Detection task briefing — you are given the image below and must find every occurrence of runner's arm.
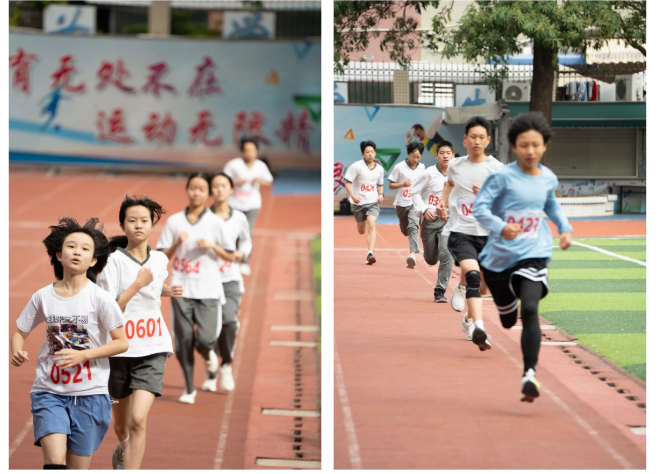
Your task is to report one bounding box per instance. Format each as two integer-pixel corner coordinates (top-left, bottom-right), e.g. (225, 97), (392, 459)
(544, 183), (573, 235)
(410, 173), (428, 213)
(116, 268), (153, 311)
(10, 330), (30, 366)
(472, 173), (508, 235)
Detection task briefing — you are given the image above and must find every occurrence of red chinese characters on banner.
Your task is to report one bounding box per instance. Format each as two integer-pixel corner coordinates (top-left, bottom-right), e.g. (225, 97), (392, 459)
(189, 110), (222, 146)
(188, 56), (222, 98)
(96, 109), (134, 143)
(96, 59), (136, 93)
(275, 110), (314, 153)
(334, 162), (346, 193)
(142, 113), (177, 146)
(51, 55), (85, 93)
(233, 111), (271, 147)
(9, 48), (38, 95)
(142, 62), (176, 98)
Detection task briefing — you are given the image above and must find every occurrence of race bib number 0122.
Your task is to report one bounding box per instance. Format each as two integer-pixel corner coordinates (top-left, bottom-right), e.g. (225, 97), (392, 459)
(504, 209), (542, 239)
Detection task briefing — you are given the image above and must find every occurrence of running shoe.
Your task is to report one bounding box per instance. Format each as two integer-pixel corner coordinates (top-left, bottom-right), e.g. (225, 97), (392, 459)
(406, 253), (416, 269)
(178, 389), (197, 405)
(461, 316), (475, 341)
(521, 369), (541, 403)
(112, 443), (125, 470)
(205, 349), (220, 375)
(366, 252), (376, 265)
(220, 364), (235, 391)
(434, 288), (447, 303)
(451, 282), (466, 312)
(471, 327), (492, 351)
(201, 373), (218, 392)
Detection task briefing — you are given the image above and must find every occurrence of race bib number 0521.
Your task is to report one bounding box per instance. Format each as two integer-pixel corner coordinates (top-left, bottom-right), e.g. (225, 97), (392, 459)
(504, 209), (542, 239)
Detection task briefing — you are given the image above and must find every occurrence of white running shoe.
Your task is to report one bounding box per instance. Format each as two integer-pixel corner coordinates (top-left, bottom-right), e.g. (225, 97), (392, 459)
(451, 282), (466, 312)
(205, 350), (219, 375)
(240, 263), (252, 276)
(406, 253), (416, 269)
(201, 376), (218, 392)
(178, 389), (197, 404)
(461, 316), (475, 341)
(521, 368), (541, 403)
(111, 443), (125, 470)
(220, 365), (235, 391)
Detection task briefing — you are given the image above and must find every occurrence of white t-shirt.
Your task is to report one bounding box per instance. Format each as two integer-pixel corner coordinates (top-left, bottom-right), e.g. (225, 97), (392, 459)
(343, 159), (385, 206)
(96, 248), (174, 358)
(388, 160), (426, 207)
(411, 164), (448, 214)
(446, 155), (504, 236)
(157, 209), (234, 301)
(211, 207), (252, 294)
(16, 281), (125, 396)
(224, 158), (274, 212)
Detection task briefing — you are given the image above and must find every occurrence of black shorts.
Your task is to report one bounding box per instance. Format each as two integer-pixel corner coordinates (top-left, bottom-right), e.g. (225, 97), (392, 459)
(482, 259), (549, 317)
(447, 232), (488, 263)
(108, 352), (168, 399)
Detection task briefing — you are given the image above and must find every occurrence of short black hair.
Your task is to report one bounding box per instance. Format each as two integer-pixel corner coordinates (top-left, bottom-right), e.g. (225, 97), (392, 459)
(508, 112), (552, 145)
(240, 137), (259, 151)
(109, 196), (166, 253)
(43, 217), (110, 282)
(210, 171), (234, 189)
(436, 140), (453, 152)
(464, 116), (491, 136)
(186, 172), (211, 191)
(406, 142), (424, 155)
(360, 140), (377, 153)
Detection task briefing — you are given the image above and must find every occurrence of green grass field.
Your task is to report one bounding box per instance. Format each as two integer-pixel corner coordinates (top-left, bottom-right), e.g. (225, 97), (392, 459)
(543, 238), (646, 381)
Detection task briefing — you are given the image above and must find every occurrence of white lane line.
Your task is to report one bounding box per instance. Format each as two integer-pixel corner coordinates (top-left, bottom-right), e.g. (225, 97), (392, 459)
(571, 241), (646, 267)
(9, 417), (33, 459)
(270, 340), (317, 348)
(542, 341), (577, 346)
(630, 426), (646, 435)
(256, 458), (321, 468)
(270, 325), (319, 332)
(335, 248), (407, 251)
(262, 408), (320, 417)
(334, 342), (363, 470)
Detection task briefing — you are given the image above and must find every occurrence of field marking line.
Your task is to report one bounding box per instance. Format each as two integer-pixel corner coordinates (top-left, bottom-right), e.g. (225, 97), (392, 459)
(571, 241), (646, 267)
(9, 417), (33, 459)
(334, 342), (363, 470)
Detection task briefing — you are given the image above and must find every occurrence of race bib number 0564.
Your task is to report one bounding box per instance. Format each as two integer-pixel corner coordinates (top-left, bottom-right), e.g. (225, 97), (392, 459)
(504, 209), (542, 239)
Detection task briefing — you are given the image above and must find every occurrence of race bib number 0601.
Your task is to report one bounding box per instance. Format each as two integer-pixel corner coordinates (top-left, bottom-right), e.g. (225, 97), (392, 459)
(125, 317), (167, 347)
(504, 210), (542, 239)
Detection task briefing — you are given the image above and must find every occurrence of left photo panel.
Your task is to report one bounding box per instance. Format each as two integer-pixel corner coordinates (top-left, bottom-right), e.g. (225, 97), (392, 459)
(8, 1), (321, 469)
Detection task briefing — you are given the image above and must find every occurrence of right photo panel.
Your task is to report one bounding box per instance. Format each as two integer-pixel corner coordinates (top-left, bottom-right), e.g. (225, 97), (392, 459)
(333, 1), (646, 469)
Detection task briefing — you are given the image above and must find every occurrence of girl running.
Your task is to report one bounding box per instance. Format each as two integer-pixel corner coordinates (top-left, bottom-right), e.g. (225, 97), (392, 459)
(202, 172), (253, 393)
(11, 217), (129, 470)
(157, 173), (235, 405)
(473, 112), (572, 402)
(223, 137), (273, 275)
(96, 196), (183, 470)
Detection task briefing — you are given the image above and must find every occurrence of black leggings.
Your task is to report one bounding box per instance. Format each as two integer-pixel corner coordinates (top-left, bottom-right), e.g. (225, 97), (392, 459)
(500, 276), (544, 374)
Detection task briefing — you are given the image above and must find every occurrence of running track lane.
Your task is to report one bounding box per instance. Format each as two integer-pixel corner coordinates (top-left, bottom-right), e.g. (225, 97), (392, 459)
(334, 218), (645, 469)
(8, 171), (320, 469)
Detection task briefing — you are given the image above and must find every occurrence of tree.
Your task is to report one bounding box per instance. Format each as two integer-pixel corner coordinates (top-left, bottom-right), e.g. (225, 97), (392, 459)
(430, 0), (646, 167)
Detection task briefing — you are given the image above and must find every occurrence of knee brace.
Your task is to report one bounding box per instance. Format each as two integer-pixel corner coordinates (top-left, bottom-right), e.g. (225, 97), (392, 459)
(465, 270), (481, 298)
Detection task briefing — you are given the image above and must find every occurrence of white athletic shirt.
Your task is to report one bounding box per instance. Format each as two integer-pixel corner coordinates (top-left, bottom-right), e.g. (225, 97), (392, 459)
(16, 281), (125, 396)
(96, 248), (174, 358)
(343, 159), (384, 206)
(388, 160), (426, 207)
(411, 164), (448, 214)
(224, 158), (274, 212)
(157, 209), (235, 302)
(211, 206), (253, 294)
(446, 155), (504, 236)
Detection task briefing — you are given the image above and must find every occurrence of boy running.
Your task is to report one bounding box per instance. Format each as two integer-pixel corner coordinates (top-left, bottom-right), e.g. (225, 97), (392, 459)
(410, 141), (454, 302)
(473, 112), (572, 402)
(388, 142), (426, 268)
(438, 116), (504, 351)
(344, 140), (384, 265)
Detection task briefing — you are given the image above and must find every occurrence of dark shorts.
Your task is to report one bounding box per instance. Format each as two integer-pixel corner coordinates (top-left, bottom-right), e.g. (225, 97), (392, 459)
(108, 352), (168, 399)
(447, 232), (488, 263)
(31, 391), (112, 457)
(353, 202), (380, 223)
(482, 259), (549, 316)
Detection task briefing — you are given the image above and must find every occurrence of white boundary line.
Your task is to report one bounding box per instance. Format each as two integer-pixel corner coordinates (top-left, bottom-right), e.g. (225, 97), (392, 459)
(8, 417), (33, 459)
(334, 342), (363, 470)
(571, 241), (646, 267)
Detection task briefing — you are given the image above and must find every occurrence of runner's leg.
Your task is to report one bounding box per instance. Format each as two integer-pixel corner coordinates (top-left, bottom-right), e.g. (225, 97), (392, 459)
(172, 298), (196, 394)
(123, 389), (156, 470)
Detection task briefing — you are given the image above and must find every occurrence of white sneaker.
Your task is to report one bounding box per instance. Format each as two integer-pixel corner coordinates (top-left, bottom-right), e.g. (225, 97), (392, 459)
(406, 253), (416, 269)
(178, 389), (197, 404)
(240, 263), (252, 276)
(220, 365), (235, 391)
(201, 376), (218, 392)
(111, 443), (125, 470)
(451, 282), (466, 312)
(521, 368), (540, 402)
(205, 350), (219, 374)
(461, 316), (475, 341)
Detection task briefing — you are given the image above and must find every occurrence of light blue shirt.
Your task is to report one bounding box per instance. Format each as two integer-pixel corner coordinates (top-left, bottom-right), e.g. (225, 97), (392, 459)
(472, 162), (572, 272)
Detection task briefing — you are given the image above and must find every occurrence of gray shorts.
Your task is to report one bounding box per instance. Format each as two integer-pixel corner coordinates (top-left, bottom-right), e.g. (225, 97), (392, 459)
(222, 281), (242, 323)
(108, 352), (168, 399)
(354, 202), (380, 223)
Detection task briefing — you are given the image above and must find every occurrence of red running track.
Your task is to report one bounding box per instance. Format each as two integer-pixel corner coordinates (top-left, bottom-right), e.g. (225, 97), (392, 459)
(8, 170), (320, 470)
(334, 217), (645, 469)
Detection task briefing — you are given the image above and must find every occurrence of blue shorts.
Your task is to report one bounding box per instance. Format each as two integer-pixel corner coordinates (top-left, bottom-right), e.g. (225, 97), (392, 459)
(31, 391), (112, 457)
